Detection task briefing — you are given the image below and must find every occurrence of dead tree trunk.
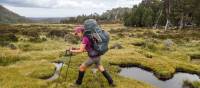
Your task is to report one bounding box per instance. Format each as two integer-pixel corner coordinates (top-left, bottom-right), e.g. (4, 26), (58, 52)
(179, 13), (184, 30)
(153, 10), (163, 29)
(178, 0), (184, 30)
(165, 19), (172, 30)
(164, 0), (172, 30)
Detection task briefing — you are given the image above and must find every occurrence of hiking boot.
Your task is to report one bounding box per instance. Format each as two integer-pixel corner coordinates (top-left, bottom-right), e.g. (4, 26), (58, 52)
(102, 70), (114, 85)
(75, 71), (85, 85)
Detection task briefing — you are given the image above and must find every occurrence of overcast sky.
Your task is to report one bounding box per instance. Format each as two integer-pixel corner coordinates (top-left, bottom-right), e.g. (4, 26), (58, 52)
(0, 0), (142, 18)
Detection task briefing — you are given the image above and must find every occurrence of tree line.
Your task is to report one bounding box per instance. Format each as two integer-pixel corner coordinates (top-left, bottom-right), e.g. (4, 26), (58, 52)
(124, 0), (200, 29)
(60, 0), (200, 29)
(60, 7), (131, 24)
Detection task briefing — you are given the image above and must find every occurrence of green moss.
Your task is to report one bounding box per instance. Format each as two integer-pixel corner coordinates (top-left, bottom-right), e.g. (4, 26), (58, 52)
(0, 67), (48, 88)
(184, 80), (200, 88)
(0, 48), (27, 66)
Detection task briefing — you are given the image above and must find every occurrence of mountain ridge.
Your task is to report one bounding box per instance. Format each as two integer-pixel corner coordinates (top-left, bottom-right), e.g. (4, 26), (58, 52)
(0, 5), (31, 23)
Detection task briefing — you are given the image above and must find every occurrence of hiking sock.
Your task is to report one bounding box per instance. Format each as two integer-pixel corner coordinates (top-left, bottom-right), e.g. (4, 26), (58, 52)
(102, 70), (113, 84)
(76, 70), (85, 85)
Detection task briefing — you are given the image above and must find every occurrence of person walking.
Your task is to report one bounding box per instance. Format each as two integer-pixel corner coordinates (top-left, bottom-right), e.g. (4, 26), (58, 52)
(69, 19), (115, 87)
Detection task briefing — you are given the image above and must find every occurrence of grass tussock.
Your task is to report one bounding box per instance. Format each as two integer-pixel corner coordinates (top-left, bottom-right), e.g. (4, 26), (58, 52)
(0, 24), (200, 88)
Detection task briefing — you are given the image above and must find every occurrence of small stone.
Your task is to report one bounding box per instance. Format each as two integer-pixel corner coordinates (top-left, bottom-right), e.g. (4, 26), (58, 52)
(110, 43), (123, 49)
(163, 39), (174, 50)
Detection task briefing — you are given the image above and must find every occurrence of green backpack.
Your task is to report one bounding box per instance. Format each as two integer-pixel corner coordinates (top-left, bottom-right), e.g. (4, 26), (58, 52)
(84, 19), (110, 55)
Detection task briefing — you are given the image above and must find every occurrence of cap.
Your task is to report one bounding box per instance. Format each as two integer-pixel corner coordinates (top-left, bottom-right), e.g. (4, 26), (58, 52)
(74, 26), (85, 35)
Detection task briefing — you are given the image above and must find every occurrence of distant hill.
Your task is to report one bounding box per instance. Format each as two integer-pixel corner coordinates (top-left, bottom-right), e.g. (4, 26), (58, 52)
(0, 5), (31, 24)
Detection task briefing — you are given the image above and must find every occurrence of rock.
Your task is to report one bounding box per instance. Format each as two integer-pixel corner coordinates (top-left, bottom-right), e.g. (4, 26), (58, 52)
(163, 39), (174, 50)
(110, 43), (123, 49)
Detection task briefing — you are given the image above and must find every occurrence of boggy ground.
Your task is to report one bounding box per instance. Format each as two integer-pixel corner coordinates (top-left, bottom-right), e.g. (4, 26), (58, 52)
(0, 24), (199, 88)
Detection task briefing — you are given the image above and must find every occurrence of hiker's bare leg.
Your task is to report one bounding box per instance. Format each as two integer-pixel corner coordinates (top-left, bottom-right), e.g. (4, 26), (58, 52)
(97, 65), (105, 72)
(79, 64), (87, 72)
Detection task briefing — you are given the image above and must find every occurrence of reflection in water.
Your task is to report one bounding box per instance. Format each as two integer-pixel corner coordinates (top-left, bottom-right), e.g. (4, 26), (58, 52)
(119, 67), (200, 88)
(47, 63), (63, 81)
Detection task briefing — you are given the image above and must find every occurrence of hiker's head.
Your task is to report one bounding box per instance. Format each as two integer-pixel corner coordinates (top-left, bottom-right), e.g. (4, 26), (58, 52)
(74, 26), (85, 38)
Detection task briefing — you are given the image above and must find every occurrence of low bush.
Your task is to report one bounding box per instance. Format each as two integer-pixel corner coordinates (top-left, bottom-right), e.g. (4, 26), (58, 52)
(29, 37), (47, 43)
(48, 29), (69, 38)
(0, 51), (25, 66)
(0, 33), (18, 42)
(64, 34), (79, 44)
(0, 24), (19, 34)
(18, 43), (31, 51)
(0, 33), (18, 47)
(21, 29), (39, 37)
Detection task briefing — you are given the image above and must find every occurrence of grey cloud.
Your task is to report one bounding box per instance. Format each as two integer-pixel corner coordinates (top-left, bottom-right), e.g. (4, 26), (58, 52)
(0, 0), (141, 8)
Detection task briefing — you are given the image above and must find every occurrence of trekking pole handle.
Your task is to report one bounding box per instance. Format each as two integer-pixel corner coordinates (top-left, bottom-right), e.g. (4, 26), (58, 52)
(65, 49), (72, 56)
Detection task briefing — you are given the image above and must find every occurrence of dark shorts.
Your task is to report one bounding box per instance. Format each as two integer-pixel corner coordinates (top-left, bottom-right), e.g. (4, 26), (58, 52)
(82, 56), (101, 67)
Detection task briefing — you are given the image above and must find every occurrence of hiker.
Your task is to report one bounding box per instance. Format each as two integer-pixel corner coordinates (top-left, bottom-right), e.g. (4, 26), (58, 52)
(69, 19), (115, 87)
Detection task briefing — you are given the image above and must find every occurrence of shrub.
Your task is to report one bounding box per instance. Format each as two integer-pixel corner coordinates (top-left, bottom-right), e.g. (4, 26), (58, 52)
(142, 39), (158, 52)
(0, 24), (19, 34)
(21, 29), (39, 37)
(0, 33), (18, 47)
(64, 34), (79, 44)
(7, 43), (17, 50)
(18, 43), (31, 51)
(48, 29), (69, 38)
(29, 37), (47, 43)
(143, 30), (158, 38)
(109, 28), (129, 34)
(0, 33), (18, 42)
(0, 41), (10, 46)
(0, 51), (24, 66)
(189, 53), (200, 59)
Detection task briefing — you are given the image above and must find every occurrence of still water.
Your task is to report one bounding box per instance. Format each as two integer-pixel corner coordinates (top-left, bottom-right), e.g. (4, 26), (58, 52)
(47, 63), (63, 81)
(119, 67), (200, 88)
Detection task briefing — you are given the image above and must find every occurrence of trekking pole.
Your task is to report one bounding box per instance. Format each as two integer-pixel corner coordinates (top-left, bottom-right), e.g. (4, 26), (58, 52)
(65, 50), (72, 81)
(54, 50), (71, 88)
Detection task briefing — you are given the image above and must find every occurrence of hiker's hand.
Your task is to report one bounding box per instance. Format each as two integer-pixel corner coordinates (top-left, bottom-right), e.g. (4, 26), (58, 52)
(69, 45), (85, 53)
(69, 47), (77, 53)
(69, 47), (73, 52)
(69, 47), (79, 52)
(66, 49), (70, 53)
